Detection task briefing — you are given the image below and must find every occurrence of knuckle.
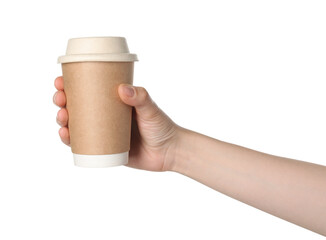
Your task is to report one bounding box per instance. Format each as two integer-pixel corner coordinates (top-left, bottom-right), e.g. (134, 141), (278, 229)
(138, 87), (150, 102)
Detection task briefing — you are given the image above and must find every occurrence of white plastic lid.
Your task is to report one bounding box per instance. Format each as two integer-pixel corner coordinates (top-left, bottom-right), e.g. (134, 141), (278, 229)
(58, 37), (138, 63)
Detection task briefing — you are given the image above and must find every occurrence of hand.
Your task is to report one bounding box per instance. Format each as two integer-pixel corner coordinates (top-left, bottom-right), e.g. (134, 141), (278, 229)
(53, 76), (179, 171)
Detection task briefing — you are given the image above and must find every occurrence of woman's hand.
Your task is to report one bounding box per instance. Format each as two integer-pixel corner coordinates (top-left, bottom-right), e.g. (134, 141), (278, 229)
(53, 76), (179, 171)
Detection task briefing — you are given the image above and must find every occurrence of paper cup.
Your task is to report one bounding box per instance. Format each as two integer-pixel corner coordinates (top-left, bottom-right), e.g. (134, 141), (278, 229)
(58, 37), (138, 168)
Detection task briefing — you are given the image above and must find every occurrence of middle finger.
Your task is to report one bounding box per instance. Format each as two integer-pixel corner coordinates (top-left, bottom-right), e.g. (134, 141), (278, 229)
(56, 108), (69, 127)
(53, 90), (66, 107)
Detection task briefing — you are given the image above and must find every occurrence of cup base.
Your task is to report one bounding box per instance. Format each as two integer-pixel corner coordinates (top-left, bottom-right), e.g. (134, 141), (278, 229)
(73, 152), (128, 168)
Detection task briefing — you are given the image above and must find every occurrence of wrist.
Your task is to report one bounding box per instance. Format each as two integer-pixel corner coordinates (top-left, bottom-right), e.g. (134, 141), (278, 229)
(162, 126), (188, 172)
(168, 127), (196, 174)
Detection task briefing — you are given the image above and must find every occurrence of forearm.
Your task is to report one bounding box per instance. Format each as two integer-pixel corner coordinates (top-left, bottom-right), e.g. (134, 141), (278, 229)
(172, 128), (326, 236)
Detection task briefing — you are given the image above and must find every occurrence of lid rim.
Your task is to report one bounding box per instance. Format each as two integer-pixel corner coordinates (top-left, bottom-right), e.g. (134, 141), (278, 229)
(57, 53), (138, 63)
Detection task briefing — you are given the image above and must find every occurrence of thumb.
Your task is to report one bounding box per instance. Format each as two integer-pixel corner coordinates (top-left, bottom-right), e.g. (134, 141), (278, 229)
(118, 84), (159, 119)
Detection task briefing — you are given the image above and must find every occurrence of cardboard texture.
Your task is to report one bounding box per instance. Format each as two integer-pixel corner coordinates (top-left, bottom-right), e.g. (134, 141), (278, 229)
(62, 62), (134, 155)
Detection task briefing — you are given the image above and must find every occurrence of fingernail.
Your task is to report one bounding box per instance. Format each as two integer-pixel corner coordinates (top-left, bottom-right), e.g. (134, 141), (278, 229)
(56, 117), (61, 125)
(56, 112), (61, 125)
(53, 92), (57, 104)
(123, 85), (135, 97)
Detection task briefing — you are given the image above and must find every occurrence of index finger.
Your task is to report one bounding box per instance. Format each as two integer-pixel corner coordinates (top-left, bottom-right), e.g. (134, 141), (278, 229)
(54, 76), (64, 91)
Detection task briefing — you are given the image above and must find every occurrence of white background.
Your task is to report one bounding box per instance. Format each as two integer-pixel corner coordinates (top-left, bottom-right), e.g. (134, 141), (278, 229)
(0, 0), (325, 239)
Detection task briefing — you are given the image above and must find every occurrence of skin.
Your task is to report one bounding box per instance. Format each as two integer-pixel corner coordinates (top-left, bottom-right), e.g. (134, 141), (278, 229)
(54, 76), (326, 236)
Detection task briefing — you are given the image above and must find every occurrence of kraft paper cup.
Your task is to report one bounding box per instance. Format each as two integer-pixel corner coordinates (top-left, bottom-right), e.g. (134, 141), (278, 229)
(58, 37), (138, 168)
